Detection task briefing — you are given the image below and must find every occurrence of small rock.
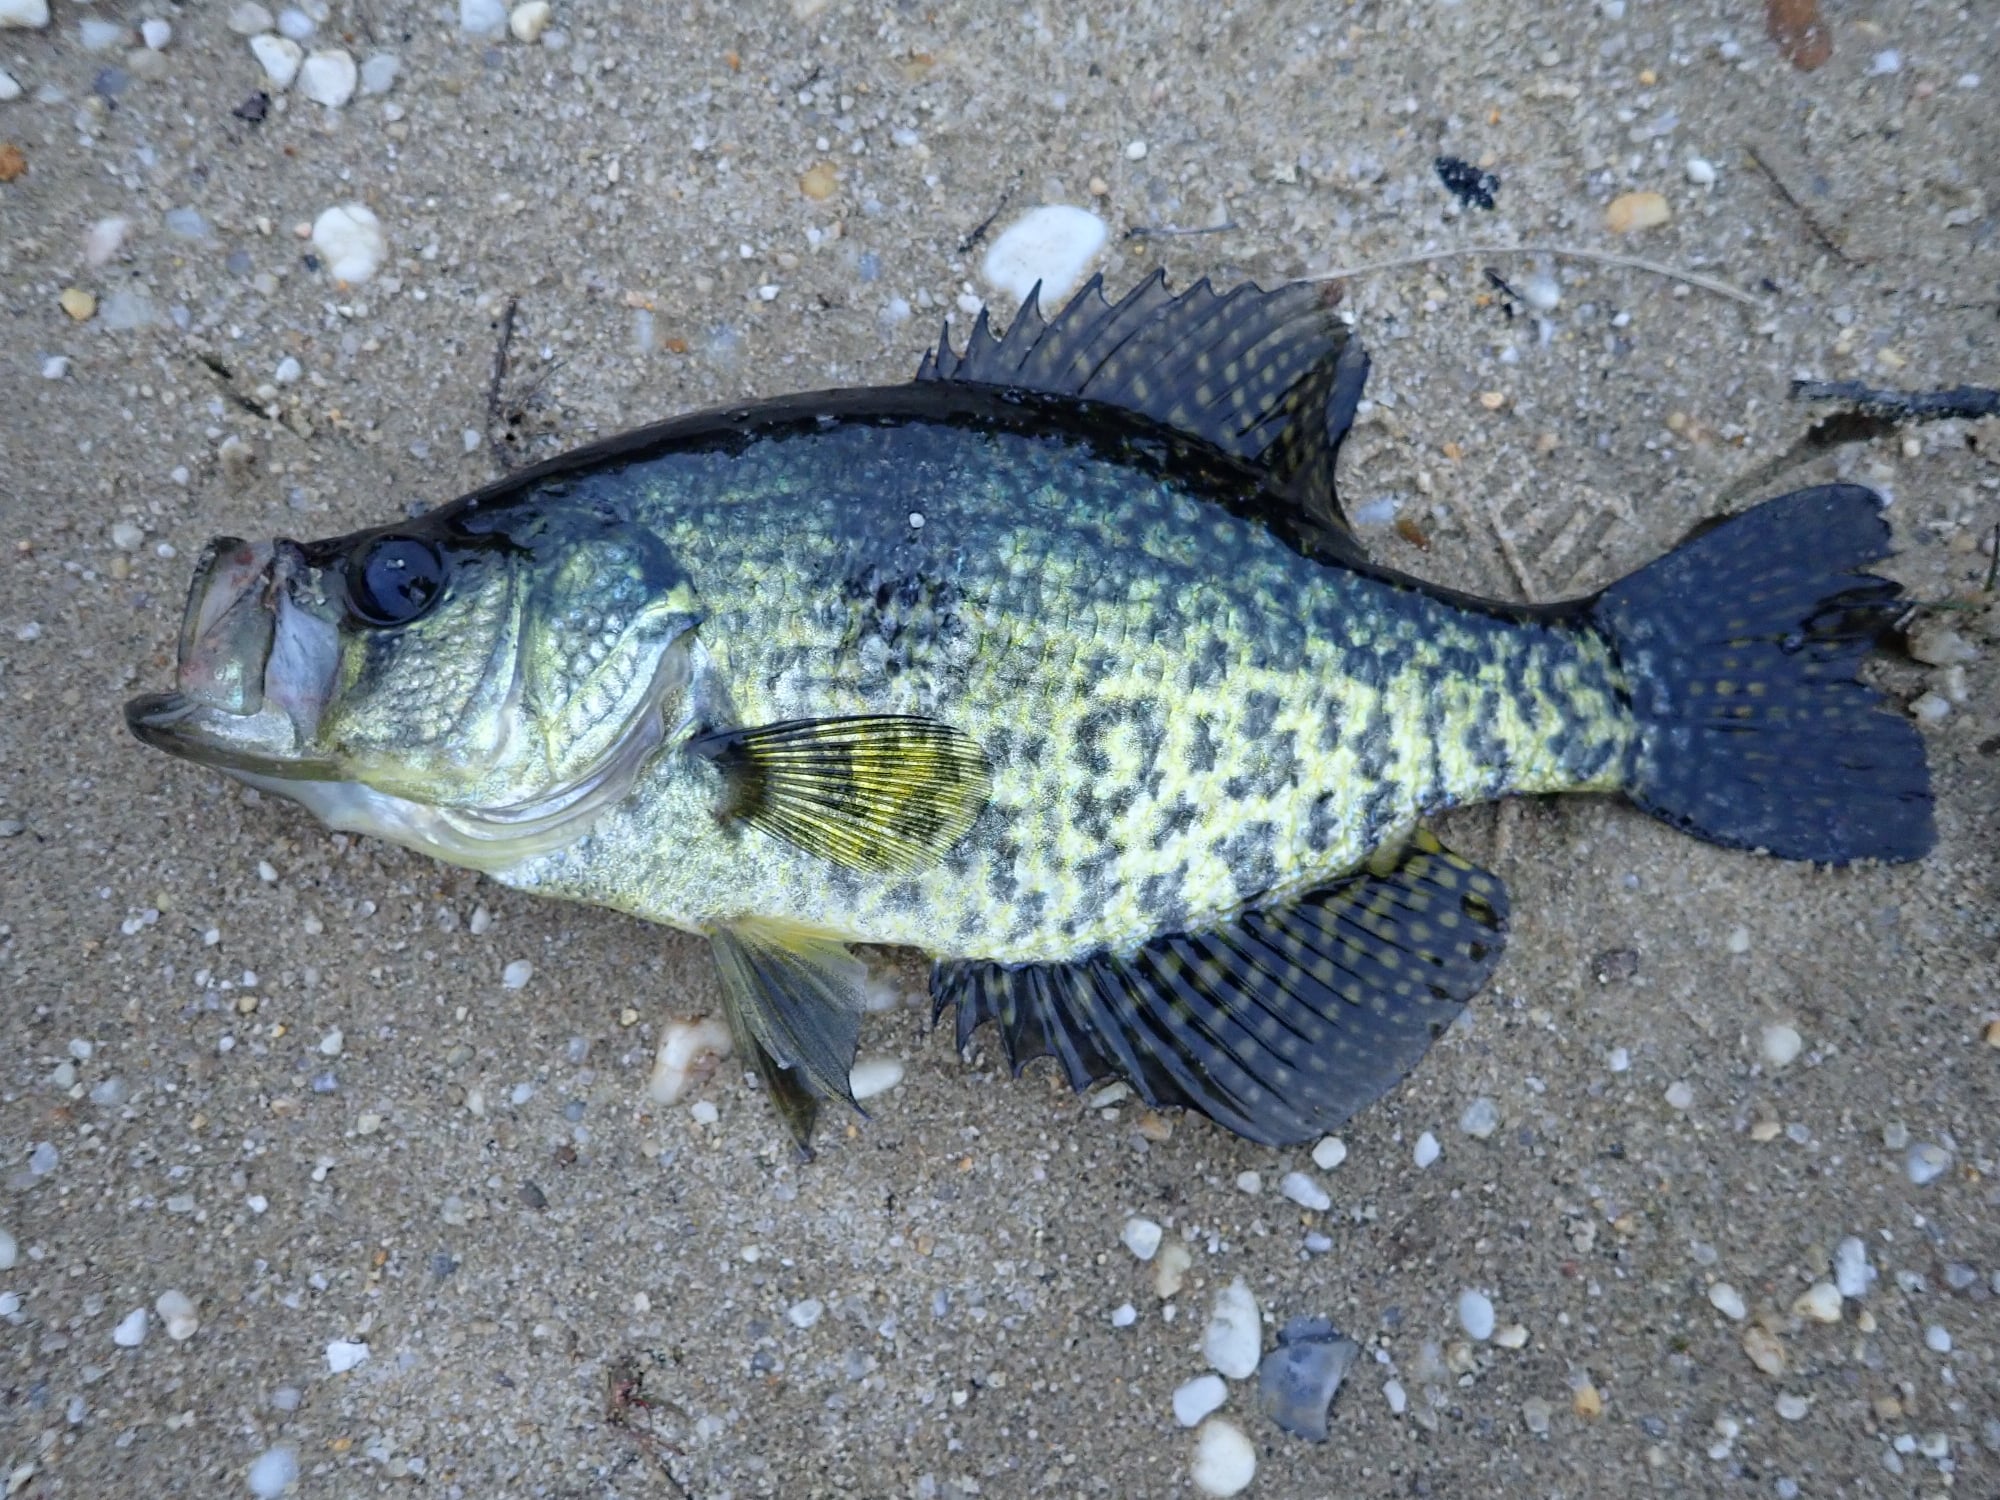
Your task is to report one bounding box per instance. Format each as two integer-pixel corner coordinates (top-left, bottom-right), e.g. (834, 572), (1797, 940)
(1256, 1317), (1360, 1441)
(1605, 190), (1672, 233)
(311, 203), (386, 283)
(1383, 1378), (1407, 1415)
(1761, 1024), (1803, 1070)
(155, 1290), (198, 1341)
(0, 0), (49, 29)
(274, 356), (303, 385)
(226, 3), (274, 35)
(1203, 1277), (1262, 1380)
(1742, 1325), (1787, 1376)
(509, 2), (553, 42)
(1412, 1131), (1440, 1167)
(0, 1229), (15, 1270)
(849, 1056), (903, 1100)
(1311, 1137), (1347, 1171)
(786, 1297), (823, 1329)
(1155, 1240), (1192, 1299)
(1867, 48), (1901, 76)
(247, 1446), (299, 1499)
(1458, 1097), (1500, 1138)
(980, 204), (1109, 305)
(1234, 1170), (1263, 1195)
(1190, 1418), (1256, 1498)
(647, 1016), (733, 1105)
(1909, 691), (1950, 724)
(1907, 624), (1979, 666)
(1522, 1396), (1552, 1435)
(110, 521), (145, 551)
(325, 1338), (369, 1373)
(79, 17), (126, 51)
(1173, 1373), (1227, 1428)
(800, 162), (837, 200)
(1906, 1142), (1951, 1185)
(1685, 156), (1717, 186)
(359, 53), (399, 94)
(1109, 1302), (1137, 1328)
(275, 6), (314, 40)
(1776, 1392), (1810, 1421)
(1279, 1171), (1330, 1211)
(298, 48), (356, 106)
(1457, 1289), (1496, 1341)
(100, 289), (158, 331)
(1519, 275), (1560, 313)
(1792, 1282), (1842, 1324)
(1925, 1323), (1951, 1353)
(1708, 1282), (1748, 1321)
(112, 1308), (148, 1347)
(60, 287), (97, 322)
(459, 0), (507, 36)
(1572, 1382), (1603, 1420)
(0, 68), (19, 101)
(500, 959), (533, 989)
(1834, 1236), (1875, 1299)
(141, 18), (171, 50)
(1121, 1216), (1163, 1262)
(1664, 1080), (1694, 1111)
(250, 33), (303, 90)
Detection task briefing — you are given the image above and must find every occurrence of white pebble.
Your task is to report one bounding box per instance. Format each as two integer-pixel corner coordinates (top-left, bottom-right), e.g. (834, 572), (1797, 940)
(1608, 1046), (1631, 1072)
(275, 6), (314, 40)
(462, 429), (484, 454)
(1202, 1277), (1261, 1380)
(247, 1446), (299, 1499)
(1279, 1170), (1330, 1211)
(318, 1028), (343, 1057)
(1685, 156), (1717, 187)
(1760, 1024), (1803, 1070)
(85, 215), (130, 267)
(786, 1297), (823, 1329)
(110, 521), (145, 551)
(324, 1338), (370, 1373)
(155, 1289), (198, 1341)
(501, 959), (533, 989)
(688, 1100), (718, 1125)
(79, 16), (126, 51)
(509, 1), (552, 42)
(1109, 1302), (1137, 1328)
(112, 1308), (148, 1347)
(310, 202), (387, 284)
(1906, 1143), (1950, 1185)
(1383, 1378), (1407, 1415)
(1664, 1081), (1695, 1111)
(1775, 1392), (1810, 1421)
(1121, 1216), (1163, 1262)
(1457, 1288), (1496, 1341)
(1925, 1324), (1951, 1353)
(226, 4), (274, 35)
(1172, 1373), (1227, 1427)
(647, 1016), (733, 1105)
(299, 48), (356, 107)
(250, 33), (303, 89)
(1909, 691), (1951, 724)
(1867, 49), (1901, 76)
(1834, 1236), (1875, 1299)
(359, 53), (399, 94)
(980, 204), (1109, 306)
(0, 68), (19, 101)
(1311, 1136), (1347, 1171)
(1707, 1282), (1747, 1321)
(0, 1229), (15, 1270)
(1520, 275), (1560, 313)
(274, 356), (302, 385)
(1412, 1131), (1440, 1167)
(1190, 1418), (1256, 1497)
(1793, 1282), (1842, 1324)
(141, 18), (171, 50)
(848, 1056), (903, 1100)
(1233, 1171), (1262, 1195)
(1125, 139), (1149, 161)
(1459, 1096), (1501, 1138)
(0, 0), (49, 30)
(459, 0), (507, 36)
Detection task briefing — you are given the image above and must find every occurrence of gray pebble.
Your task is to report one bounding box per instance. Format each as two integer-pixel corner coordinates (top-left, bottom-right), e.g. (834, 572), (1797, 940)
(1256, 1316), (1361, 1442)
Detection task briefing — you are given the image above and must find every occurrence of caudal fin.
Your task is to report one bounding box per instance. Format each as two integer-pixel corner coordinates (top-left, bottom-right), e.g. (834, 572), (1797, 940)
(1592, 484), (1934, 865)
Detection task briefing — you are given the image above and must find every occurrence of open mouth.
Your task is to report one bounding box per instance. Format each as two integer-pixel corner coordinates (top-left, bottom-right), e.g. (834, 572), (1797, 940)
(125, 536), (339, 776)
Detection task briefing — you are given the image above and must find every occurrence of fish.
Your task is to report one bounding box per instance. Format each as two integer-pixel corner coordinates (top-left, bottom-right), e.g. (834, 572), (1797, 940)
(125, 273), (1935, 1151)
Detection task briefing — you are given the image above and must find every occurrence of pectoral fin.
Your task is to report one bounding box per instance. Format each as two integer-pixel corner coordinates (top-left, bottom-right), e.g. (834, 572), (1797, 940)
(690, 715), (992, 874)
(709, 918), (870, 1153)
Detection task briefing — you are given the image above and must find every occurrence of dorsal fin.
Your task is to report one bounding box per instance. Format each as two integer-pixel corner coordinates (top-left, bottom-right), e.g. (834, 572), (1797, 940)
(916, 272), (1371, 543)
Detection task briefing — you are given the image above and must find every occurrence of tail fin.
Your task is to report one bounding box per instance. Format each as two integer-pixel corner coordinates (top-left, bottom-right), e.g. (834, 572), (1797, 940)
(1592, 484), (1934, 865)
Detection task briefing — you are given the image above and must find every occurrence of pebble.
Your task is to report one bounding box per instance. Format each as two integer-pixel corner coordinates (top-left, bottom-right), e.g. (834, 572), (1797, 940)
(28, 1142), (57, 1175)
(155, 1290), (198, 1341)
(1742, 1325), (1788, 1376)
(688, 1100), (717, 1125)
(101, 289), (158, 331)
(980, 205), (1109, 306)
(1760, 1024), (1803, 1070)
(646, 1016), (733, 1105)
(1173, 1373), (1227, 1428)
(459, 0), (507, 36)
(227, 3), (273, 34)
(1608, 1046), (1631, 1071)
(311, 203), (386, 282)
(1109, 1302), (1137, 1328)
(276, 6), (314, 40)
(1792, 1282), (1842, 1324)
(0, 1229), (15, 1270)
(1312, 1136), (1347, 1171)
(1234, 1171), (1262, 1195)
(1907, 625), (1979, 667)
(1522, 1396), (1552, 1435)
(1459, 1097), (1500, 1138)
(110, 521), (145, 551)
(274, 356), (302, 385)
(849, 1056), (903, 1100)
(1519, 275), (1560, 313)
(1457, 1289), (1496, 1341)
(1190, 1418), (1255, 1497)
(786, 1297), (823, 1329)
(1776, 1392), (1810, 1421)
(1154, 1241), (1192, 1299)
(1708, 1282), (1747, 1321)
(1909, 691), (1950, 725)
(79, 17), (126, 51)
(1906, 1143), (1950, 1185)
(141, 18), (171, 50)
(1867, 48), (1901, 76)
(1257, 1317), (1360, 1441)
(1664, 1081), (1694, 1111)
(1834, 1236), (1875, 1299)
(500, 959), (533, 989)
(247, 1446), (299, 1499)
(0, 0), (48, 28)
(359, 53), (399, 94)
(299, 48), (357, 107)
(1121, 1216), (1163, 1262)
(1685, 156), (1717, 186)
(1924, 1324), (1951, 1353)
(1125, 139), (1149, 161)
(509, 2), (553, 42)
(0, 68), (18, 101)
(1605, 190), (1672, 233)
(112, 1308), (148, 1347)
(1383, 1378), (1407, 1415)
(1572, 1384), (1602, 1420)
(1203, 1278), (1262, 1380)
(60, 287), (98, 322)
(1279, 1171), (1330, 1211)
(1412, 1132), (1440, 1168)
(325, 1338), (369, 1373)
(250, 34), (303, 90)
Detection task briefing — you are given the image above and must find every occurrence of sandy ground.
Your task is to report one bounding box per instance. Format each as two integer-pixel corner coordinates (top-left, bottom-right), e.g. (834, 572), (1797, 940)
(3, 1), (1998, 1495)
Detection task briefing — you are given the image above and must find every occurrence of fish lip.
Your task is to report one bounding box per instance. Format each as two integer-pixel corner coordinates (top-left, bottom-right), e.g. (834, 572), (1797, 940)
(124, 690), (200, 747)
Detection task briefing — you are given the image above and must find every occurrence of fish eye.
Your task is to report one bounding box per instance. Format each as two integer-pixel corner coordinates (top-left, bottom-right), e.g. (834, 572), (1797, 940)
(345, 535), (447, 627)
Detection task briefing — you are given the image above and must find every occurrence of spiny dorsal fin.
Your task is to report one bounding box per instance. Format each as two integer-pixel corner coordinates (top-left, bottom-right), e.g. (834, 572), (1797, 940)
(689, 715), (993, 875)
(915, 271), (1371, 539)
(930, 829), (1508, 1146)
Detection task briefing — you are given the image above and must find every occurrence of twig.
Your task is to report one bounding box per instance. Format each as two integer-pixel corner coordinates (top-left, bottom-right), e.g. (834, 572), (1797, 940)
(1743, 142), (1857, 265)
(485, 296), (520, 473)
(1299, 245), (1764, 307)
(1123, 222), (1240, 240)
(957, 179), (1018, 255)
(1791, 380), (2000, 424)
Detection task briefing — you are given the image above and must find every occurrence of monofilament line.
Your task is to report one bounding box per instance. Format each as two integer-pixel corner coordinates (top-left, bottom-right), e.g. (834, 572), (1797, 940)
(1301, 245), (1764, 308)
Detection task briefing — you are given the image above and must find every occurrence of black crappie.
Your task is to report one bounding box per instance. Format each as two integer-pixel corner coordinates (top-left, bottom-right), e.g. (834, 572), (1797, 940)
(126, 274), (1934, 1148)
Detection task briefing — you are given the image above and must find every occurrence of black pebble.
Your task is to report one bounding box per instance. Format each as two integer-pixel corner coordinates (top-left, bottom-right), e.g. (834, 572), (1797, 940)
(1435, 155), (1500, 211)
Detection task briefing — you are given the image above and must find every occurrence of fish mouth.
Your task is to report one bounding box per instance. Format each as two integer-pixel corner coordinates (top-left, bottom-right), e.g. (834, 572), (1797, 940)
(125, 536), (340, 778)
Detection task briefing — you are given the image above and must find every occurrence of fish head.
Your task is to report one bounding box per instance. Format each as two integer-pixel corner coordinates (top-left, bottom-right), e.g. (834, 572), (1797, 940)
(125, 501), (700, 870)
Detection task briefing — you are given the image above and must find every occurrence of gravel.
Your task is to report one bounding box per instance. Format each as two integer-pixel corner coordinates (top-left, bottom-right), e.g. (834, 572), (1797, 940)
(1458, 1097), (1500, 1138)
(1203, 1278), (1262, 1381)
(1707, 1283), (1747, 1321)
(1190, 1418), (1256, 1497)
(246, 1447), (299, 1499)
(1412, 1132), (1440, 1168)
(1311, 1137), (1348, 1171)
(1120, 1216), (1163, 1262)
(980, 205), (1109, 306)
(1173, 1373), (1227, 1428)
(1256, 1317), (1361, 1441)
(1457, 1289), (1496, 1341)
(1835, 1237), (1876, 1299)
(1279, 1171), (1330, 1211)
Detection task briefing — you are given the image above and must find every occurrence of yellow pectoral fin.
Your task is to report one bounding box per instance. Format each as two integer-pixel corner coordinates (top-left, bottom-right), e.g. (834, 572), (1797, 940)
(689, 714), (992, 874)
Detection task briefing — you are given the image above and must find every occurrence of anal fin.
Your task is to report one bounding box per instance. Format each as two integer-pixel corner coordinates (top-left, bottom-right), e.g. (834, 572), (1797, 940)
(931, 830), (1509, 1146)
(710, 918), (869, 1154)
